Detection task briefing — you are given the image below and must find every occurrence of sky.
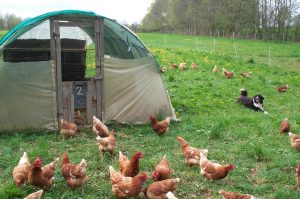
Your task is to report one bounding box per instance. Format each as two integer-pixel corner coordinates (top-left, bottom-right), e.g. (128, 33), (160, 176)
(0, 0), (154, 24)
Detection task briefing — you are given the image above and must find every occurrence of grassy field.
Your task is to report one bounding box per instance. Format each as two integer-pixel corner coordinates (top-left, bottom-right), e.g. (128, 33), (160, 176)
(138, 33), (300, 72)
(0, 33), (300, 198)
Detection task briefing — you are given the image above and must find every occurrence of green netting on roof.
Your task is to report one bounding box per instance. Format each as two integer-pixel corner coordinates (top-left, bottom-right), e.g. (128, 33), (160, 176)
(0, 10), (99, 46)
(0, 10), (154, 60)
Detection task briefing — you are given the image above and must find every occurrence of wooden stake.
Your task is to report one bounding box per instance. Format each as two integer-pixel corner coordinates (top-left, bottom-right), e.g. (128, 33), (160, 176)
(213, 39), (216, 51)
(269, 47), (271, 67)
(293, 34), (295, 44)
(234, 42), (237, 58)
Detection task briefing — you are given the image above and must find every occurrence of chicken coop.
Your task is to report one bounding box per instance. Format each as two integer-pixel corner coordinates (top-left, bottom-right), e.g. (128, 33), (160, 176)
(0, 10), (176, 131)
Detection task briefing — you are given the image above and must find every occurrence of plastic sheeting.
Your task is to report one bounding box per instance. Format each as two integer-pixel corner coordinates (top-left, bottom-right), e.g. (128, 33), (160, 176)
(103, 56), (176, 123)
(0, 61), (57, 130)
(0, 57), (176, 130)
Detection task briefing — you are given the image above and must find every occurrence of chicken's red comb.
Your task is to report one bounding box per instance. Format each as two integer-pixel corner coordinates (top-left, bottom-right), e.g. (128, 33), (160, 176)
(152, 170), (159, 180)
(226, 164), (234, 171)
(141, 172), (148, 180)
(136, 151), (143, 159)
(34, 156), (42, 165)
(296, 166), (300, 172)
(149, 115), (155, 119)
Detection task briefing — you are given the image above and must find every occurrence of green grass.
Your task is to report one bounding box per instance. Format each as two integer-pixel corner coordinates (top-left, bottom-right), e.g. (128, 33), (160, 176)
(1, 33), (300, 198)
(138, 33), (300, 72)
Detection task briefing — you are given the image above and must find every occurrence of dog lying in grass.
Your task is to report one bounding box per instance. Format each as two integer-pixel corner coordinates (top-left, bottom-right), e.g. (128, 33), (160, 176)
(237, 89), (268, 114)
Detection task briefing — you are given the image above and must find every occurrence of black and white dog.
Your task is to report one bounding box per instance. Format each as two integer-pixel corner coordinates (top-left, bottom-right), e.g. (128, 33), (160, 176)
(237, 89), (268, 114)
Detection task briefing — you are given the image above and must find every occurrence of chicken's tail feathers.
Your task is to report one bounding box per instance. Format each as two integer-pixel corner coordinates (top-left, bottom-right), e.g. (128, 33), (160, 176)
(60, 118), (63, 123)
(36, 190), (44, 197)
(92, 115), (100, 124)
(25, 190), (44, 199)
(176, 136), (187, 147)
(35, 190), (44, 197)
(119, 151), (123, 157)
(166, 117), (171, 123)
(96, 135), (102, 141)
(166, 191), (178, 199)
(109, 165), (114, 172)
(163, 154), (167, 159)
(19, 152), (29, 165)
(80, 159), (87, 168)
(202, 149), (209, 156)
(50, 157), (59, 167)
(199, 151), (207, 159)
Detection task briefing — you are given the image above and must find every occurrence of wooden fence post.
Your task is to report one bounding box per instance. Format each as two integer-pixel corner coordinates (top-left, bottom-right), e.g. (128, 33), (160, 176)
(234, 42), (237, 59)
(293, 34), (295, 44)
(268, 47), (271, 67)
(213, 39), (216, 51)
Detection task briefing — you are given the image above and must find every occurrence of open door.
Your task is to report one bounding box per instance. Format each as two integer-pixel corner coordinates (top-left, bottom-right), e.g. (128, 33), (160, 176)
(50, 18), (104, 126)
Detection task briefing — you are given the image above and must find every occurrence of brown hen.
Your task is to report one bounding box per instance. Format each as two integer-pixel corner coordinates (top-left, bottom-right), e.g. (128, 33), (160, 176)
(179, 63), (186, 71)
(199, 152), (234, 180)
(112, 172), (148, 198)
(296, 166), (300, 190)
(60, 118), (78, 137)
(28, 156), (54, 190)
(213, 65), (218, 74)
(176, 136), (208, 166)
(149, 115), (171, 136)
(152, 155), (173, 181)
(74, 110), (84, 125)
(92, 115), (109, 137)
(280, 118), (290, 133)
(42, 157), (59, 180)
(96, 130), (116, 157)
(241, 72), (252, 78)
(288, 132), (300, 151)
(222, 68), (234, 79)
(12, 152), (31, 187)
(60, 152), (88, 194)
(145, 178), (180, 199)
(277, 84), (289, 92)
(219, 189), (257, 199)
(109, 165), (129, 185)
(191, 63), (198, 70)
(24, 190), (43, 199)
(118, 151), (142, 177)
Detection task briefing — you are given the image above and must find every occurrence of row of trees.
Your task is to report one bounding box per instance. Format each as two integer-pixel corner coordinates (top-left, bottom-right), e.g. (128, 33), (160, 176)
(0, 13), (23, 30)
(140, 0), (300, 42)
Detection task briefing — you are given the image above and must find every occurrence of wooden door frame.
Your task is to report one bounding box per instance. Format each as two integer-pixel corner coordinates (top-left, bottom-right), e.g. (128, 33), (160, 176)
(50, 17), (104, 126)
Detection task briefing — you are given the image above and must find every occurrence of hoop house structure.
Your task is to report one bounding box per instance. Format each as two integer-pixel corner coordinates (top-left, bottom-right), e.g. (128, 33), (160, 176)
(0, 10), (176, 131)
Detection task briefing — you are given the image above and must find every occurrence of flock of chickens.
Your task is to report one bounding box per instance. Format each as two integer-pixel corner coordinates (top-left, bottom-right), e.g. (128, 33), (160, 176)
(12, 62), (295, 198)
(13, 112), (254, 199)
(162, 62), (295, 195)
(163, 63), (289, 93)
(12, 151), (88, 198)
